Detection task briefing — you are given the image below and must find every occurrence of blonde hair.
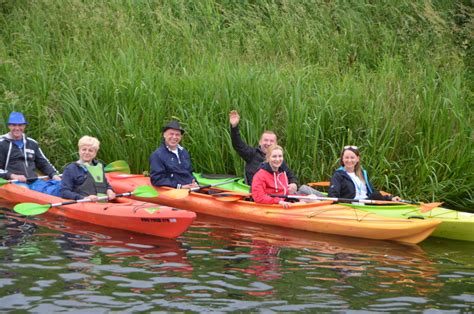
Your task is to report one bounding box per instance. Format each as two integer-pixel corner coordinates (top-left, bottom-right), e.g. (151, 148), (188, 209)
(78, 136), (100, 151)
(265, 144), (284, 162)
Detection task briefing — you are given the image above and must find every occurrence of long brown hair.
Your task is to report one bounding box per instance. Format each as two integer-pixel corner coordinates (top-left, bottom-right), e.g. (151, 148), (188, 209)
(340, 146), (365, 183)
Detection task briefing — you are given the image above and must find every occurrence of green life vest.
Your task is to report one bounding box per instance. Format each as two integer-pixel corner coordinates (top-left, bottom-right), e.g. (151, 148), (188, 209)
(73, 162), (108, 197)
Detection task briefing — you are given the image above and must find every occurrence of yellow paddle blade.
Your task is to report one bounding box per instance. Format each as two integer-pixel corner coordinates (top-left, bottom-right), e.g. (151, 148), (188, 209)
(160, 189), (190, 199)
(420, 202), (443, 213)
(214, 195), (245, 202)
(307, 181), (330, 187)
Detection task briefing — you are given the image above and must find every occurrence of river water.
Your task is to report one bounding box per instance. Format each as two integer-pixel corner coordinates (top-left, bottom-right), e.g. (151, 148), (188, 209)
(0, 202), (473, 312)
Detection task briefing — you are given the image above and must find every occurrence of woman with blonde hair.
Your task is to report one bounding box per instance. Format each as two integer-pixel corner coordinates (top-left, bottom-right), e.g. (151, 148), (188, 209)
(251, 144), (296, 208)
(60, 136), (115, 201)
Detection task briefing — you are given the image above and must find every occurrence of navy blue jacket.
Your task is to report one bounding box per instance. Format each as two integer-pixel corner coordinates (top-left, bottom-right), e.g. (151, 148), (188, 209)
(149, 141), (195, 188)
(328, 167), (391, 201)
(60, 160), (113, 200)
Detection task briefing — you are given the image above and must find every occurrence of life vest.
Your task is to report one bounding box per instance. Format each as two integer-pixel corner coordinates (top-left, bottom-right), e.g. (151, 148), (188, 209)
(73, 162), (108, 197)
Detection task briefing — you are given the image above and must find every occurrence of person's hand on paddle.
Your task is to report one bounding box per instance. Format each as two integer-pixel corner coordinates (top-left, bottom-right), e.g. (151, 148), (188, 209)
(391, 196), (401, 201)
(86, 195), (99, 202)
(10, 174), (27, 182)
(229, 110), (240, 127)
(288, 183), (297, 194)
(182, 180), (199, 190)
(106, 189), (116, 200)
(52, 175), (61, 181)
(278, 200), (291, 208)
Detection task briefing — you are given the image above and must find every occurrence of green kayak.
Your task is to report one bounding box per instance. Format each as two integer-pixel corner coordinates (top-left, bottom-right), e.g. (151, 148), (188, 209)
(194, 173), (250, 193)
(342, 203), (474, 242)
(193, 173), (474, 242)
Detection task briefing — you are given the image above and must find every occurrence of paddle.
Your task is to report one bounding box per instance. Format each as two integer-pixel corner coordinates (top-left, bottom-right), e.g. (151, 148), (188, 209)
(0, 160), (129, 187)
(307, 181), (330, 188)
(13, 185), (158, 216)
(269, 194), (442, 210)
(104, 160), (131, 174)
(162, 177), (242, 200)
(210, 191), (252, 202)
(0, 175), (50, 186)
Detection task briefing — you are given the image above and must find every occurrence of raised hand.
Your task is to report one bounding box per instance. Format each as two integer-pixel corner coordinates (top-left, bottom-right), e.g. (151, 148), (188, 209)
(229, 110), (240, 127)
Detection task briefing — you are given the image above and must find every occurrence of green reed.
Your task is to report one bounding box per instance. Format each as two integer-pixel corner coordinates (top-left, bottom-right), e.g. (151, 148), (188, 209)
(0, 0), (472, 209)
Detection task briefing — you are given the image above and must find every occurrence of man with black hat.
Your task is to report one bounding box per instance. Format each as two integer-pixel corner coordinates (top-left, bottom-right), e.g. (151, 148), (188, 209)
(0, 111), (61, 195)
(149, 120), (199, 189)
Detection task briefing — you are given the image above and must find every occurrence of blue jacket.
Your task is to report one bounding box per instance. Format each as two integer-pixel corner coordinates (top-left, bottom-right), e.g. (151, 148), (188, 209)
(328, 166), (391, 201)
(149, 141), (195, 188)
(60, 160), (112, 200)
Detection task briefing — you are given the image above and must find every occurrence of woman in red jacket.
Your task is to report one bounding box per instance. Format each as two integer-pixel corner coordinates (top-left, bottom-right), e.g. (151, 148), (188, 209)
(251, 144), (298, 208)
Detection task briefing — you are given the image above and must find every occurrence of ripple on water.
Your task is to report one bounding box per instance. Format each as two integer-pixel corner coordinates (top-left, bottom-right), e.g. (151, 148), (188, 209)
(1, 208), (473, 312)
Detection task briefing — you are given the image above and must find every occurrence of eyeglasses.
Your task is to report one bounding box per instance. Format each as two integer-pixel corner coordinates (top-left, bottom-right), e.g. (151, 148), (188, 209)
(344, 145), (359, 150)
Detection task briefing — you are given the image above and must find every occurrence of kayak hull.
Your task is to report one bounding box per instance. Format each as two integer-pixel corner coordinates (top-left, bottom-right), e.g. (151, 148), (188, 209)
(195, 173), (474, 242)
(107, 173), (441, 244)
(0, 183), (196, 238)
(343, 204), (474, 242)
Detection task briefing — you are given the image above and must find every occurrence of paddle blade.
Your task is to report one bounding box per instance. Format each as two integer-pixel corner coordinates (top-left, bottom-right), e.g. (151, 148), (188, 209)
(132, 185), (159, 198)
(420, 202), (443, 213)
(0, 178), (9, 186)
(104, 160), (131, 174)
(215, 195), (244, 202)
(14, 203), (52, 216)
(307, 181), (330, 187)
(160, 189), (189, 199)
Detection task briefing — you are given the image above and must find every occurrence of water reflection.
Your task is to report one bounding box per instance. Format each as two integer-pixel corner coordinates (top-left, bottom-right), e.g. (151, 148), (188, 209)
(0, 201), (472, 312)
(189, 215), (441, 296)
(0, 203), (192, 273)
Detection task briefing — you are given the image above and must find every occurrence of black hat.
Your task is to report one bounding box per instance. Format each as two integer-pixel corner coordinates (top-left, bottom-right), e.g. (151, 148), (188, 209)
(162, 120), (185, 134)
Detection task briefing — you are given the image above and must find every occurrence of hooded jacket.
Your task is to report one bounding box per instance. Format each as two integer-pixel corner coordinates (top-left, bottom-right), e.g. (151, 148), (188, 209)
(230, 125), (298, 185)
(149, 140), (195, 188)
(328, 166), (391, 201)
(0, 133), (58, 180)
(251, 162), (289, 204)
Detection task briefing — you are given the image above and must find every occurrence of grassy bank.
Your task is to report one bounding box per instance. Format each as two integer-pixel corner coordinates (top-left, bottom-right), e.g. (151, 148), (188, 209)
(0, 0), (472, 209)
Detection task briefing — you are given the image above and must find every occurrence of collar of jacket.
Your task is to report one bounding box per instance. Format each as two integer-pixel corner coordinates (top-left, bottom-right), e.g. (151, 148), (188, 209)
(160, 139), (184, 152)
(1, 133), (26, 142)
(260, 162), (284, 174)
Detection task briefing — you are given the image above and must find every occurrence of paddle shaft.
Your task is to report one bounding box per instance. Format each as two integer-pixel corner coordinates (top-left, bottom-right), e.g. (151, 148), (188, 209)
(49, 192), (133, 207)
(0, 175), (56, 185)
(269, 194), (400, 205)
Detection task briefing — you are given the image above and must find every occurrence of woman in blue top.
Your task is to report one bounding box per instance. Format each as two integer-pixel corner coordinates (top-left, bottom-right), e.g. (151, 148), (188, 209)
(61, 136), (116, 201)
(328, 146), (401, 202)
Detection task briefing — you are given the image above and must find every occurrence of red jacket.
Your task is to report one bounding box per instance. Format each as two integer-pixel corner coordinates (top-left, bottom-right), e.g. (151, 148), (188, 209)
(251, 163), (289, 204)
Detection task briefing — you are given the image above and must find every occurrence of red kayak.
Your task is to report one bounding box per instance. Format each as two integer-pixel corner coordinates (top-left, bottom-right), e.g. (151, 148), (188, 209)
(0, 182), (196, 238)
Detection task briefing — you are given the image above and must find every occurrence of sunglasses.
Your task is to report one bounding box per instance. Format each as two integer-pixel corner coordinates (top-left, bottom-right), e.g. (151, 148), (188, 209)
(344, 145), (359, 150)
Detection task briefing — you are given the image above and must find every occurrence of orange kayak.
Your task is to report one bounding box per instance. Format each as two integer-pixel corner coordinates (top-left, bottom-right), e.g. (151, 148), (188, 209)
(0, 182), (196, 238)
(107, 173), (441, 244)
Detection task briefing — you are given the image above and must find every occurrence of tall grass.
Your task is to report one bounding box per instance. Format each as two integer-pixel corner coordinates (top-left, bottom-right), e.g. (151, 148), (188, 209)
(0, 0), (472, 209)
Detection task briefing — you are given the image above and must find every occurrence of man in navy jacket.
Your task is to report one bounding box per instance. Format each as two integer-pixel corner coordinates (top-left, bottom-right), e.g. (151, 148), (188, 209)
(149, 121), (199, 189)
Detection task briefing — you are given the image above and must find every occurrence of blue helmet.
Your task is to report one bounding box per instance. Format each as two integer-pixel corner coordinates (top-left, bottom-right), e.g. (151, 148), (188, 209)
(7, 112), (28, 125)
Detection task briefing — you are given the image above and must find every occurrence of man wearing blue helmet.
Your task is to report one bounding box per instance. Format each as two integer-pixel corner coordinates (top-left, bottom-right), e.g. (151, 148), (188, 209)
(0, 112), (61, 195)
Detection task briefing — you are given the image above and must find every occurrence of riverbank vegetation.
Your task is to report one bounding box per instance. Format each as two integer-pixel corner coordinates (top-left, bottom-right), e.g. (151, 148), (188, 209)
(0, 0), (472, 209)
